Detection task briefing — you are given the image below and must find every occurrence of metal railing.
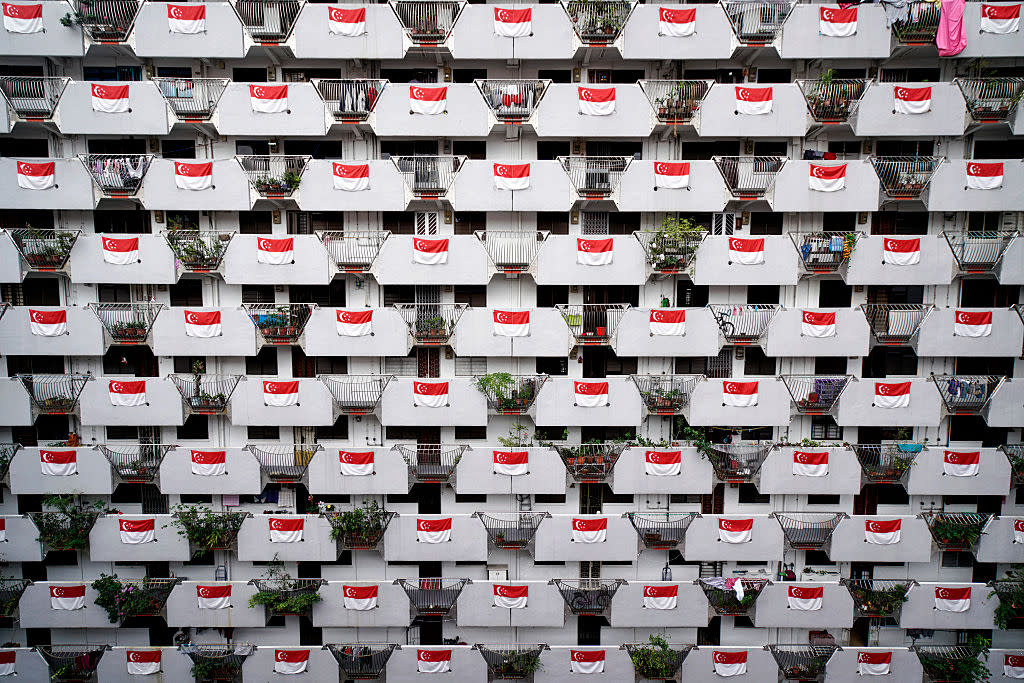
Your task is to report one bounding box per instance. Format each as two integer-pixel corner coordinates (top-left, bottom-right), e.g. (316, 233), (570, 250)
(7, 228), (80, 271)
(234, 0), (301, 42)
(474, 230), (548, 274)
(313, 79), (387, 121)
(562, 0), (632, 43)
(391, 155), (464, 196)
(892, 0), (941, 43)
(631, 375), (703, 415)
(779, 375), (852, 414)
(475, 79), (550, 121)
(30, 504), (101, 553)
(246, 443), (322, 483)
(988, 580), (1024, 616)
(639, 80), (713, 124)
(169, 374), (243, 415)
(634, 230), (706, 273)
(1002, 444), (1024, 486)
(322, 508), (396, 550)
(851, 443), (924, 484)
(552, 578), (623, 615)
(914, 645), (988, 682)
(152, 78), (229, 121)
(88, 302), (164, 344)
(0, 579), (30, 617)
(317, 230), (389, 272)
(699, 578), (769, 615)
(0, 444), (20, 481)
(713, 156), (787, 198)
(954, 77), (1024, 122)
(180, 644), (254, 680)
(475, 375), (546, 414)
(74, 0), (140, 41)
(772, 512), (847, 550)
(0, 76), (69, 119)
(796, 78), (869, 123)
(36, 645), (108, 681)
(553, 443), (628, 482)
(704, 443), (774, 483)
(17, 374), (91, 415)
(319, 375), (393, 415)
(841, 579), (913, 618)
(394, 303), (466, 345)
(79, 154), (153, 196)
(393, 443), (468, 483)
(97, 443), (175, 483)
(868, 156), (942, 199)
(396, 578), (469, 615)
(163, 230), (233, 273)
(475, 512), (549, 550)
(769, 645), (837, 682)
(106, 578), (181, 619)
(244, 303), (315, 344)
(859, 303), (933, 344)
(236, 155), (309, 197)
(557, 156), (630, 196)
(922, 511), (991, 550)
(707, 304), (780, 344)
(722, 0), (793, 43)
(931, 374), (1004, 414)
(392, 1), (464, 43)
(626, 512), (699, 549)
(325, 644), (398, 679)
(943, 230), (1017, 273)
(175, 510), (251, 557)
(623, 643), (692, 680)
(556, 303), (630, 346)
(475, 644), (548, 680)
(790, 231), (858, 273)
(249, 577), (325, 617)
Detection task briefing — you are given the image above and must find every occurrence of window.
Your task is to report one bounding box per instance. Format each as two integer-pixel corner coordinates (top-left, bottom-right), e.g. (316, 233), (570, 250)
(862, 347), (918, 378)
(870, 211), (928, 236)
(93, 210), (151, 234)
(826, 140), (861, 159)
(289, 282), (346, 307)
(737, 484), (770, 504)
(177, 416), (209, 440)
(674, 357), (707, 374)
(533, 494), (567, 504)
(282, 140), (343, 159)
(7, 356), (63, 375)
(316, 417), (349, 440)
(753, 140), (787, 157)
(537, 141), (570, 161)
(452, 141), (486, 160)
(242, 285), (275, 304)
(676, 281), (709, 307)
(232, 67), (268, 82)
(874, 139), (934, 157)
(247, 425), (280, 440)
(454, 285), (486, 307)
(940, 551), (974, 568)
(747, 285), (779, 305)
(536, 286), (568, 308)
(161, 139), (196, 159)
(960, 279), (1018, 308)
(822, 212), (856, 232)
(246, 347), (279, 375)
(608, 212), (640, 235)
(382, 212), (415, 235)
(604, 354), (637, 376)
(537, 69), (571, 83)
(879, 67), (940, 82)
(82, 65), (142, 81)
(874, 485), (909, 506)
(454, 494), (487, 504)
(807, 495), (841, 505)
(536, 357), (568, 375)
(384, 354), (418, 376)
(804, 550), (835, 565)
(967, 212), (1003, 232)
(814, 356), (847, 374)
(454, 212), (486, 234)
(742, 347), (776, 375)
(282, 67), (340, 82)
(288, 211), (343, 234)
(455, 427), (487, 440)
(0, 138), (48, 157)
(173, 357), (205, 374)
(818, 280), (852, 308)
(680, 141), (741, 160)
(537, 212), (569, 235)
(455, 357), (487, 375)
(534, 426), (567, 441)
(107, 426), (139, 440)
(756, 68), (791, 83)
(974, 139), (1024, 159)
(2, 279), (59, 306)
(810, 414), (842, 440)
(239, 211), (273, 234)
(748, 213), (783, 235)
(169, 279), (203, 307)
(379, 68), (437, 83)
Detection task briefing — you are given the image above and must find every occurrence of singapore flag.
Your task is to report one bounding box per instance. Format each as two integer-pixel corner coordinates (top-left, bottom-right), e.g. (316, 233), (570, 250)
(493, 7), (531, 37)
(493, 450), (528, 476)
(343, 585), (378, 610)
(102, 236), (139, 265)
(981, 3), (1020, 33)
(493, 309), (530, 337)
(339, 451), (374, 476)
(934, 586), (971, 612)
(645, 450), (681, 476)
(119, 518), (155, 544)
(808, 163), (847, 192)
(28, 309), (66, 336)
(41, 450), (76, 476)
(658, 7), (696, 36)
(493, 584), (528, 608)
(653, 162), (690, 189)
(643, 585), (678, 609)
(417, 650), (451, 674)
(250, 84), (288, 113)
(3, 2), (42, 32)
(882, 238), (921, 266)
(274, 650), (310, 675)
(864, 519), (901, 544)
(819, 6), (857, 35)
(269, 517), (304, 543)
(263, 380), (299, 407)
(417, 517), (452, 544)
(873, 381), (911, 409)
(126, 650), (161, 675)
(91, 83), (129, 113)
(571, 517), (607, 543)
(713, 651), (747, 677)
(576, 237), (613, 265)
(723, 381), (758, 407)
(332, 163), (370, 191)
(184, 310), (222, 338)
(109, 380), (147, 407)
(167, 3), (205, 33)
(943, 450), (980, 477)
(257, 237), (294, 265)
(894, 86), (931, 114)
(413, 381), (449, 408)
(574, 381), (609, 407)
(735, 86), (772, 115)
(578, 87), (615, 116)
(728, 237), (765, 265)
(0, 519), (6, 543)
(1007, 654), (1024, 679)
(328, 6), (365, 35)
(1014, 519), (1024, 544)
(801, 310), (836, 337)
(953, 310), (992, 337)
(719, 518), (753, 543)
(50, 585), (86, 610)
(191, 450), (226, 476)
(196, 584), (231, 609)
(409, 86), (447, 115)
(413, 238), (448, 265)
(174, 161), (213, 190)
(787, 585), (823, 611)
(650, 309), (685, 335)
(493, 162), (530, 190)
(569, 650), (605, 675)
(966, 162), (1004, 190)
(16, 161), (54, 189)
(793, 451), (828, 477)
(857, 651), (892, 676)
(336, 309), (373, 336)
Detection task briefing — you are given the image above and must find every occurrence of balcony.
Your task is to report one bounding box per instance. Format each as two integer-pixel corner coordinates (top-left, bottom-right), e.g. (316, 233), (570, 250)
(89, 517), (189, 562)
(632, 374), (702, 415)
(796, 78), (870, 125)
(325, 644), (399, 679)
(308, 448), (409, 497)
(88, 302), (164, 346)
(773, 161), (881, 213)
(475, 374), (546, 415)
(942, 230), (1017, 274)
(687, 377), (792, 426)
(452, 307), (570, 357)
(562, 0), (633, 46)
(851, 443), (924, 485)
(69, 234), (176, 284)
(625, 511), (699, 551)
(229, 378), (334, 427)
(78, 154), (152, 199)
(246, 443), (322, 485)
(391, 155), (464, 201)
(765, 307), (870, 357)
(988, 580), (1024, 627)
(914, 646), (992, 683)
(610, 583), (709, 628)
(237, 155), (309, 199)
(174, 509), (249, 558)
(829, 515), (932, 562)
(394, 303), (466, 346)
(922, 511), (992, 552)
(955, 77), (1024, 124)
(244, 303), (315, 345)
(869, 156), (942, 200)
(151, 307), (257, 358)
(132, 2), (245, 58)
(456, 582), (565, 628)
(475, 79), (550, 126)
(181, 645), (254, 683)
(73, 0), (140, 42)
(556, 304), (630, 346)
(780, 4), (890, 58)
(639, 80), (712, 127)
(721, 0), (793, 46)
(373, 234), (488, 284)
(304, 307), (410, 357)
(0, 579), (29, 618)
(97, 443), (175, 484)
(381, 377), (486, 426)
(713, 156), (786, 200)
(319, 374), (392, 416)
(610, 447), (715, 495)
(392, 0), (464, 46)
(317, 230), (389, 274)
(394, 443), (468, 484)
(455, 447), (566, 496)
(163, 231), (233, 274)
(779, 375), (852, 415)
(931, 374), (1004, 416)
(315, 583), (407, 627)
(476, 511), (549, 550)
(557, 155), (630, 200)
(476, 645), (548, 681)
(237, 514), (339, 562)
(314, 79), (387, 123)
(552, 579), (624, 616)
(769, 645), (837, 682)
(36, 646), (108, 680)
(223, 234), (333, 285)
(18, 373), (90, 417)
(55, 81), (171, 135)
(892, 0), (941, 44)
(0, 76), (68, 121)
(152, 78), (228, 122)
(841, 579), (913, 619)
(699, 578), (769, 617)
(1003, 444), (1024, 487)
(772, 512), (846, 551)
(704, 443), (774, 484)
(0, 1), (83, 56)
(537, 235), (646, 285)
(859, 304), (933, 345)
(475, 230), (548, 276)
(396, 578), (469, 616)
(248, 577), (325, 620)
(634, 230), (705, 275)
(613, 307), (722, 358)
(160, 450), (262, 494)
(234, 0), (301, 44)
(7, 228), (79, 273)
(9, 447), (112, 494)
(906, 448), (1010, 497)
(683, 515), (785, 560)
(707, 303), (780, 345)
(30, 501), (102, 554)
(552, 443), (626, 483)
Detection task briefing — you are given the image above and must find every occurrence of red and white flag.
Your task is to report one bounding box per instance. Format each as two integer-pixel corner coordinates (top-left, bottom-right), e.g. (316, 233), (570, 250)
(894, 86), (931, 114)
(119, 518), (155, 544)
(493, 162), (530, 190)
(723, 381), (758, 407)
(713, 651), (748, 677)
(719, 518), (753, 544)
(264, 380), (299, 407)
(966, 162), (1004, 190)
(865, 519), (901, 544)
(809, 163), (847, 192)
(650, 309), (685, 336)
(819, 6), (857, 35)
(1005, 654), (1024, 679)
(109, 380), (146, 407)
(801, 310), (836, 337)
(493, 450), (528, 476)
(343, 585), (378, 610)
(654, 162), (690, 189)
(91, 83), (129, 113)
(29, 309), (66, 336)
(857, 651), (892, 676)
(646, 450), (681, 476)
(882, 237), (921, 266)
(332, 163), (370, 191)
(413, 238), (448, 265)
(269, 517), (304, 543)
(167, 3), (205, 33)
(417, 650), (451, 674)
(643, 584), (678, 610)
(569, 650), (605, 675)
(493, 309), (529, 337)
(413, 381), (448, 408)
(659, 7), (695, 36)
(982, 3), (1020, 32)
(250, 84), (288, 113)
(126, 650), (161, 676)
(191, 450), (226, 476)
(494, 7), (531, 37)
(410, 86), (446, 115)
(728, 237), (765, 265)
(40, 449), (76, 476)
(0, 651), (16, 677)
(578, 87), (615, 116)
(196, 584), (231, 609)
(102, 236), (139, 265)
(274, 650), (309, 675)
(735, 86), (772, 115)
(493, 584), (528, 608)
(16, 161), (54, 189)
(0, 519), (6, 543)
(793, 451), (829, 477)
(1014, 519), (1024, 543)
(874, 381), (911, 409)
(574, 381), (609, 407)
(174, 161), (213, 190)
(336, 309), (373, 336)
(943, 450), (980, 477)
(572, 517), (607, 544)
(788, 585), (823, 611)
(50, 585), (85, 610)
(417, 517), (452, 544)
(576, 237), (613, 266)
(339, 451), (374, 476)
(328, 6), (365, 35)
(3, 2), (41, 32)
(953, 310), (992, 337)
(184, 310), (222, 338)
(934, 586), (971, 612)
(257, 237), (293, 265)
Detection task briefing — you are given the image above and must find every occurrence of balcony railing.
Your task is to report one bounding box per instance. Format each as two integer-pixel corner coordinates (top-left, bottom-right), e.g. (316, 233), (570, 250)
(796, 78), (869, 124)
(557, 156), (630, 198)
(396, 578), (469, 615)
(892, 0), (941, 43)
(394, 303), (467, 345)
(322, 507), (396, 550)
(30, 501), (101, 553)
(562, 0), (633, 44)
(914, 645), (989, 683)
(237, 155), (309, 198)
(313, 79), (387, 122)
(475, 512), (550, 550)
(74, 0), (140, 42)
(394, 443), (468, 484)
(624, 643), (693, 680)
(552, 578), (624, 615)
(631, 374), (703, 415)
(789, 231), (858, 274)
(988, 580), (1024, 624)
(704, 443), (774, 483)
(707, 304), (780, 345)
(722, 0), (794, 44)
(163, 230), (233, 274)
(0, 578), (30, 618)
(180, 644), (254, 681)
(942, 230), (1017, 274)
(699, 578), (769, 616)
(634, 230), (706, 274)
(869, 156), (942, 200)
(317, 230), (390, 273)
(474, 374), (546, 415)
(325, 644), (398, 680)
(931, 374), (1004, 415)
(88, 302), (164, 345)
(169, 374), (243, 415)
(319, 375), (393, 415)
(553, 443), (627, 482)
(954, 77), (1024, 123)
(851, 443), (924, 484)
(175, 510), (251, 557)
(1002, 444), (1024, 486)
(476, 644), (548, 681)
(107, 577), (181, 620)
(0, 76), (69, 120)
(391, 156), (464, 199)
(769, 645), (837, 682)
(0, 444), (21, 482)
(244, 303), (315, 345)
(475, 230), (548, 275)
(859, 303), (933, 345)
(841, 579), (913, 618)
(392, 0), (465, 44)
(246, 443), (322, 484)
(97, 443), (175, 483)
(556, 303), (630, 346)
(152, 78), (229, 121)
(713, 156), (787, 200)
(779, 375), (852, 415)
(475, 79), (550, 123)
(234, 0), (301, 43)
(639, 80), (713, 125)
(7, 228), (80, 272)
(625, 512), (699, 550)
(18, 374), (91, 415)
(249, 577), (326, 618)
(772, 512), (847, 550)
(36, 645), (108, 682)
(922, 511), (992, 551)
(80, 154), (153, 197)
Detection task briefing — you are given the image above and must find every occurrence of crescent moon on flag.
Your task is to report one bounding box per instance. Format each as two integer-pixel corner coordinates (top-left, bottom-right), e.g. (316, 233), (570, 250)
(413, 88), (423, 98)
(498, 9), (509, 20)
(957, 312), (969, 323)
(938, 589), (949, 598)
(580, 241), (590, 250)
(656, 163), (667, 174)
(969, 164), (980, 174)
(813, 167), (825, 177)
(416, 383), (427, 393)
(823, 9), (832, 19)
(582, 89), (592, 101)
(171, 6), (181, 17)
(266, 383), (276, 392)
(259, 239), (271, 250)
(415, 240), (426, 250)
(715, 653), (726, 663)
(739, 89), (749, 100)
(95, 86), (105, 97)
(726, 383), (737, 393)
(574, 652), (586, 661)
(896, 89), (908, 99)
(255, 87), (264, 98)
(730, 239), (740, 249)
(869, 522), (881, 531)
(187, 313), (199, 323)
(886, 240), (897, 251)
(878, 385), (889, 394)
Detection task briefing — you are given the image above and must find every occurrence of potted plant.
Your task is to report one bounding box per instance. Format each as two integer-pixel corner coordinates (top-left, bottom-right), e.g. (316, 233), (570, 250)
(91, 574), (170, 623)
(248, 558), (323, 617)
(328, 501), (391, 549)
(167, 504), (249, 557)
(30, 495), (105, 552)
(492, 651), (542, 679)
(627, 635), (685, 680)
